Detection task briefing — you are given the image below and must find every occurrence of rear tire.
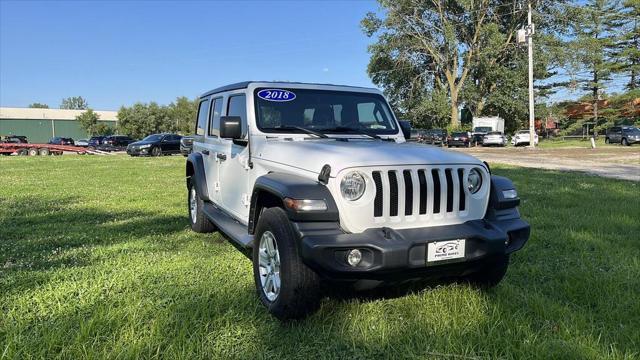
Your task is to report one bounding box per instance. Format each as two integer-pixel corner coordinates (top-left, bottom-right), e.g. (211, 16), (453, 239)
(28, 148), (39, 156)
(605, 137), (610, 144)
(253, 207), (321, 320)
(187, 179), (216, 233)
(38, 148), (50, 156)
(464, 255), (510, 289)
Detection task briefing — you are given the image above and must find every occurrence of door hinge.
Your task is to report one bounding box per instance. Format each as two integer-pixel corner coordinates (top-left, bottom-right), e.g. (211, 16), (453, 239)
(241, 194), (250, 207)
(214, 182), (220, 192)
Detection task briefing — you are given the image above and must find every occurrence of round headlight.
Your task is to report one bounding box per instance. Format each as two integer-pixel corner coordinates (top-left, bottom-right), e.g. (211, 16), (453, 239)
(340, 171), (366, 201)
(467, 168), (483, 194)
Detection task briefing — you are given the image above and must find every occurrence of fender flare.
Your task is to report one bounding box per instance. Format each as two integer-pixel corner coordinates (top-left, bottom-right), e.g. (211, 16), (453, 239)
(186, 152), (210, 202)
(248, 173), (339, 234)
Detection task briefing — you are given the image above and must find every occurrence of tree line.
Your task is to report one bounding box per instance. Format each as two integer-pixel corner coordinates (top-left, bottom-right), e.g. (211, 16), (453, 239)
(362, 0), (640, 133)
(29, 96), (197, 139)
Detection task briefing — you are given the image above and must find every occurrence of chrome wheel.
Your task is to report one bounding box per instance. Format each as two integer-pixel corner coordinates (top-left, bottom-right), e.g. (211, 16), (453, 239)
(258, 231), (281, 302)
(189, 187), (197, 223)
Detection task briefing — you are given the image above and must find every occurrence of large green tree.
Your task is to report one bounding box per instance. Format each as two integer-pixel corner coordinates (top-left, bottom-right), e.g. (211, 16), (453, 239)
(615, 0), (640, 89)
(76, 109), (100, 136)
(566, 0), (625, 123)
(60, 96), (88, 110)
(117, 102), (174, 139)
(362, 0), (567, 129)
(169, 96), (198, 135)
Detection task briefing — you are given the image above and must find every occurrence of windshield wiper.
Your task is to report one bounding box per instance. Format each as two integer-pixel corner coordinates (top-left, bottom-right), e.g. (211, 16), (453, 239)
(326, 126), (382, 140)
(270, 126), (329, 138)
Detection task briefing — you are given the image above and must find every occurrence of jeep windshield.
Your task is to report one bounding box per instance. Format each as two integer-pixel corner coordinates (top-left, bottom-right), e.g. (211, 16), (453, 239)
(255, 88), (398, 136)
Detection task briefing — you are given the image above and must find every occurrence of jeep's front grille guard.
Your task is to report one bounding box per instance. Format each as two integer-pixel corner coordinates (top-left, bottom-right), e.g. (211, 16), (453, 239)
(371, 167), (469, 219)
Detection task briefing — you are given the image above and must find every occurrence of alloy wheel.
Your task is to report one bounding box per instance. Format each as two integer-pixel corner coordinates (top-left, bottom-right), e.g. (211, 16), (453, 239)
(258, 231), (281, 302)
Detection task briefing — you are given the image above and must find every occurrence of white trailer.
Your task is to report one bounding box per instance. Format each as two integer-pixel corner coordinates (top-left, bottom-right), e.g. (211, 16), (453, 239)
(472, 116), (505, 134)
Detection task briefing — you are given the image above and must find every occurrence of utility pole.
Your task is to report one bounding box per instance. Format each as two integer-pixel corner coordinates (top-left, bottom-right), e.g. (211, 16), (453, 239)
(527, 0), (535, 149)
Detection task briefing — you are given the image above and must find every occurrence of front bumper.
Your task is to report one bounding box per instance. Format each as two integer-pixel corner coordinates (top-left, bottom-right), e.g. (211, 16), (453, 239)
(126, 147), (151, 155)
(294, 217), (529, 280)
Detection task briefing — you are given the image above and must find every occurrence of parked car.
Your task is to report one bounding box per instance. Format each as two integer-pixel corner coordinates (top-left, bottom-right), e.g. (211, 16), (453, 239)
(605, 126), (640, 146)
(447, 131), (472, 147)
(425, 129), (448, 145)
(1, 135), (28, 144)
(127, 133), (182, 156)
(48, 137), (75, 146)
(180, 136), (194, 156)
(511, 130), (539, 146)
(186, 81), (530, 320)
(482, 132), (507, 147)
(87, 136), (106, 149)
(97, 135), (135, 152)
(75, 139), (89, 147)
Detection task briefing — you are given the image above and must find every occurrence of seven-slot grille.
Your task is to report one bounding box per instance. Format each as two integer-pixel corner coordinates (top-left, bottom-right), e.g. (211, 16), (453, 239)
(371, 167), (469, 219)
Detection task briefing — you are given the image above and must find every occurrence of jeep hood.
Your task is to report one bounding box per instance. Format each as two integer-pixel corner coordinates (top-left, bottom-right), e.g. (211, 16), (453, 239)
(256, 139), (485, 176)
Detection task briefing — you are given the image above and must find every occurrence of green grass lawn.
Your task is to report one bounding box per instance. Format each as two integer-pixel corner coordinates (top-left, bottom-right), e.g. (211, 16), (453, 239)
(1, 155), (639, 359)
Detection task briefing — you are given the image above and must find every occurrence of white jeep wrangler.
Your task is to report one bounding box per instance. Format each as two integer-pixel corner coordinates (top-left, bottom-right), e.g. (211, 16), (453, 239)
(186, 81), (530, 320)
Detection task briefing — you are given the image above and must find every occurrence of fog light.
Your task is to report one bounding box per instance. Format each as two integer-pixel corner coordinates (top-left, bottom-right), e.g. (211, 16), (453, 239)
(502, 189), (518, 199)
(347, 249), (362, 267)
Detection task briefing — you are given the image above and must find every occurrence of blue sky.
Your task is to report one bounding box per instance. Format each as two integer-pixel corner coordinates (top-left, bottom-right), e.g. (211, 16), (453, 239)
(0, 0), (380, 110)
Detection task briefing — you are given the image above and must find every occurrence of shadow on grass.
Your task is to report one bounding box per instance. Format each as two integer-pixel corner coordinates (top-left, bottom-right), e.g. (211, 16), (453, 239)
(0, 195), (188, 294)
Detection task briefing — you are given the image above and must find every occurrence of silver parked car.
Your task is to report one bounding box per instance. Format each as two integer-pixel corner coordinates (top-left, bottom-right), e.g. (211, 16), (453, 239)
(482, 132), (506, 147)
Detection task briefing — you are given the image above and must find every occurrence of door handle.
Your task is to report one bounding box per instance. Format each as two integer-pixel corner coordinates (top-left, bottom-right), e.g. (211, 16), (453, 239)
(216, 153), (227, 161)
(202, 150), (210, 155)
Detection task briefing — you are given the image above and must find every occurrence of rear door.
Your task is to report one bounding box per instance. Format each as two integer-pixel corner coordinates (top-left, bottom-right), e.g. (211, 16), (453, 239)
(202, 97), (224, 203)
(217, 93), (251, 221)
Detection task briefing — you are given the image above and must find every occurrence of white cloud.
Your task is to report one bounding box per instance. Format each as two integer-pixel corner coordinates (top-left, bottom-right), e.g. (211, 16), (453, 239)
(322, 68), (329, 72)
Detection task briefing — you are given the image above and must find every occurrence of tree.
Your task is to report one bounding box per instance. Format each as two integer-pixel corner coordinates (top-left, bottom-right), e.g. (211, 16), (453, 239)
(615, 0), (640, 89)
(76, 109), (100, 136)
(28, 103), (49, 109)
(117, 102), (174, 139)
(60, 96), (88, 110)
(567, 0), (625, 123)
(169, 96), (198, 134)
(362, 0), (567, 128)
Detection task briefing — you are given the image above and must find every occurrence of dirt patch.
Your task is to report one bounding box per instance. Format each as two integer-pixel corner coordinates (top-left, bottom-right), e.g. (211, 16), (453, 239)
(450, 146), (640, 181)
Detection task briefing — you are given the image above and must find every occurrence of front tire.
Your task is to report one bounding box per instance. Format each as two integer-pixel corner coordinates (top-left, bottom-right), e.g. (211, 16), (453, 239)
(187, 179), (216, 233)
(464, 255), (509, 289)
(253, 207), (320, 320)
(622, 138), (629, 146)
(152, 146), (162, 156)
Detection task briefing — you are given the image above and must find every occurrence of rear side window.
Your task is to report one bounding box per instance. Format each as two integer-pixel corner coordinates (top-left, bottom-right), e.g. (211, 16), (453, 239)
(196, 99), (210, 136)
(227, 95), (247, 137)
(208, 97), (223, 137)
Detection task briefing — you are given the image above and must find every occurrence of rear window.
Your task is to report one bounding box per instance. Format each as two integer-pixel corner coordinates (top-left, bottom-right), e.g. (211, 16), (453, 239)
(452, 132), (467, 136)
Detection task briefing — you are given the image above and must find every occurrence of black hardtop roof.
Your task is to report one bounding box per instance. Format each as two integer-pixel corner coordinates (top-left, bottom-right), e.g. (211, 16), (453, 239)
(200, 81), (376, 98)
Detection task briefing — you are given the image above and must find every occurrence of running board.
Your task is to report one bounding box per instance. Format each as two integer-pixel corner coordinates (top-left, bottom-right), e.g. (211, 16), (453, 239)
(202, 203), (254, 253)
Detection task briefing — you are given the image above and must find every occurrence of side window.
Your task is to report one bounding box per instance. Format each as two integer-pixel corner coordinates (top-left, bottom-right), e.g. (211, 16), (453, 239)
(227, 94), (247, 137)
(208, 97), (223, 137)
(196, 99), (210, 136)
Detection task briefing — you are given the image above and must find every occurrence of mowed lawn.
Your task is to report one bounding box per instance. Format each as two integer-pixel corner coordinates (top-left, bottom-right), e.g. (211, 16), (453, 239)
(1, 155), (638, 359)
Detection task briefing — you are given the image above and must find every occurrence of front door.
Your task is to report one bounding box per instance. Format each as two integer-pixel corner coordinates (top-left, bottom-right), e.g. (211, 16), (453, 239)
(217, 94), (251, 222)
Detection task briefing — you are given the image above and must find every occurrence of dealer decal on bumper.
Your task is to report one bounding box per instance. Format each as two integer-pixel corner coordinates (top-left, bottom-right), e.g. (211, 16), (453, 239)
(427, 239), (466, 262)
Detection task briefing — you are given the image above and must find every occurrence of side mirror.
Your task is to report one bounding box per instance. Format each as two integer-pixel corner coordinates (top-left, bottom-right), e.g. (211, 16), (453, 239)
(220, 116), (242, 139)
(399, 120), (411, 139)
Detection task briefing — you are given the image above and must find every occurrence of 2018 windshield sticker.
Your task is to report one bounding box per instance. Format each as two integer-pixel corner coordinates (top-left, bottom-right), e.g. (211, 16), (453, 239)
(257, 89), (296, 102)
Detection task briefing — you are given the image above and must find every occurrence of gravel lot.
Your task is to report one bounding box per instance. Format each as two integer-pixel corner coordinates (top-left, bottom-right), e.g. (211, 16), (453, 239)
(450, 146), (640, 181)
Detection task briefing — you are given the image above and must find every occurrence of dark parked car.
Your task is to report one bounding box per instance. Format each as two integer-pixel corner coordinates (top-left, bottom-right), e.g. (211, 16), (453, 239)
(48, 137), (75, 146)
(97, 135), (135, 152)
(87, 136), (106, 149)
(1, 135), (28, 144)
(127, 133), (182, 156)
(606, 126), (640, 146)
(425, 129), (448, 145)
(180, 136), (194, 156)
(447, 131), (472, 147)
